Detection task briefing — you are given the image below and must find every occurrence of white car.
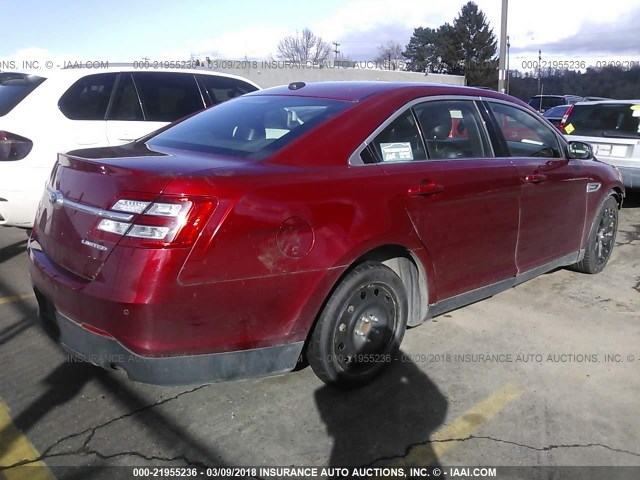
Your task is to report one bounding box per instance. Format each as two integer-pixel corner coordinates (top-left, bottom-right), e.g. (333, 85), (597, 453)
(561, 100), (640, 189)
(0, 67), (259, 228)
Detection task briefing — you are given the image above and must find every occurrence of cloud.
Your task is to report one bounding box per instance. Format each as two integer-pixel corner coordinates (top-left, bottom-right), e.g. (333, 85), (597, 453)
(515, 4), (640, 56)
(314, 0), (458, 59)
(190, 26), (291, 59)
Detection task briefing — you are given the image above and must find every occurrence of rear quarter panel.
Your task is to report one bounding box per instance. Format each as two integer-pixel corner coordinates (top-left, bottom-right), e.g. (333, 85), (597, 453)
(174, 163), (427, 340)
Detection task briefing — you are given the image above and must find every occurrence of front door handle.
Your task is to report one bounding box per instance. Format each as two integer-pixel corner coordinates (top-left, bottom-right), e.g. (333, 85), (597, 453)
(407, 181), (444, 196)
(524, 173), (547, 184)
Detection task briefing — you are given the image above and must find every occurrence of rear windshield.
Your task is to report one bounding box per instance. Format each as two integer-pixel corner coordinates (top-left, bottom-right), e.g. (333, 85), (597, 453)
(564, 103), (640, 138)
(529, 96), (564, 111)
(543, 105), (570, 118)
(148, 95), (351, 159)
(0, 73), (46, 116)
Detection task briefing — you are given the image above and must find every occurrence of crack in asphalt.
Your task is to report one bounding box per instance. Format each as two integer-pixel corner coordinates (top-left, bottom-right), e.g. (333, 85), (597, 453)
(367, 434), (640, 466)
(0, 383), (213, 470)
(4, 382), (640, 471)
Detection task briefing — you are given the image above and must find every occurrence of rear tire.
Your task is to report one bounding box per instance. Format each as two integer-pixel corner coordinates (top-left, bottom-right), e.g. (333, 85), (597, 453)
(307, 262), (407, 388)
(571, 194), (618, 274)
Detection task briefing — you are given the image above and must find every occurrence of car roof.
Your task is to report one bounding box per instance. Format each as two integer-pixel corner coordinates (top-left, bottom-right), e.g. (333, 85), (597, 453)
(250, 81), (521, 103)
(530, 94), (581, 99)
(4, 67), (260, 87)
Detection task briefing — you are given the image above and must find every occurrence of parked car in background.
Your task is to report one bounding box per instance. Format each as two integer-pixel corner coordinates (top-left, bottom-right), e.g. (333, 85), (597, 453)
(543, 104), (571, 129)
(0, 68), (259, 228)
(561, 100), (640, 189)
(528, 94), (583, 113)
(29, 82), (623, 388)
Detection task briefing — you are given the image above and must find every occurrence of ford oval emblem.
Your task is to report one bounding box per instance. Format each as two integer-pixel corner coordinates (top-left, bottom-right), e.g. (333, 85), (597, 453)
(49, 190), (64, 209)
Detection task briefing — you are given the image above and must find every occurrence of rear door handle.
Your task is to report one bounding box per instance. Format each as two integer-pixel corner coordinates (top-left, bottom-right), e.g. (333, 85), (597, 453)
(407, 182), (444, 196)
(524, 173), (547, 184)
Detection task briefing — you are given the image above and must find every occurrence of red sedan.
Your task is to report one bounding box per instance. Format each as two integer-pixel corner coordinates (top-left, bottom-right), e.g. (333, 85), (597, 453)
(29, 82), (624, 387)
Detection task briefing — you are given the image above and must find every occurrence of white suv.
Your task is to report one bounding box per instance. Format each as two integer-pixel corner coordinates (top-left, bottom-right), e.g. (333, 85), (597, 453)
(0, 68), (259, 228)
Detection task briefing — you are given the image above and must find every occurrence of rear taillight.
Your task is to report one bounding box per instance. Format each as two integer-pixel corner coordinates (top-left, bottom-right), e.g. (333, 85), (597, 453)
(95, 196), (217, 247)
(558, 105), (574, 133)
(0, 131), (33, 161)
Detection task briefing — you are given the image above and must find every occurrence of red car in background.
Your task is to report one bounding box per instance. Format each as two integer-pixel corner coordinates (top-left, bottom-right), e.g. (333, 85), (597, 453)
(29, 82), (624, 388)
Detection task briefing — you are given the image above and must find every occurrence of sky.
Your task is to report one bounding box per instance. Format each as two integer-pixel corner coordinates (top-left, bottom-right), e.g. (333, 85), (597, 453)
(2, 0), (639, 71)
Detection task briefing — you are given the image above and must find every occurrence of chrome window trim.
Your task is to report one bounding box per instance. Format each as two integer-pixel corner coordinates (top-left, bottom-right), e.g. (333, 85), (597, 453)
(348, 95), (495, 166)
(45, 186), (134, 222)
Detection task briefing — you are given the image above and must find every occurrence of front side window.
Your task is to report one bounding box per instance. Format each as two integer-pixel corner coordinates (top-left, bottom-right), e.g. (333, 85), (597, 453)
(58, 73), (117, 120)
(148, 95), (350, 159)
(489, 102), (562, 158)
(133, 72), (204, 122)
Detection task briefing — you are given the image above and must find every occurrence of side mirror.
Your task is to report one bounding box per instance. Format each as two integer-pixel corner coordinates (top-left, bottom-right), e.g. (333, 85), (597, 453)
(567, 141), (592, 160)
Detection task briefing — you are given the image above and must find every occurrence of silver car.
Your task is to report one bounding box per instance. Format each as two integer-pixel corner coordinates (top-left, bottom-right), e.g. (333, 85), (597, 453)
(562, 100), (640, 189)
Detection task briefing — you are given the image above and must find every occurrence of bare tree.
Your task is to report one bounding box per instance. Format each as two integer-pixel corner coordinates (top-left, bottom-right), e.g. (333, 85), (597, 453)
(375, 41), (405, 70)
(277, 29), (332, 65)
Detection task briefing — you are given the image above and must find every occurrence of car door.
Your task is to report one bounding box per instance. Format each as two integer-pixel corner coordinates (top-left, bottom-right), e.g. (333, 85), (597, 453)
(106, 72), (205, 144)
(367, 98), (520, 302)
(485, 100), (588, 273)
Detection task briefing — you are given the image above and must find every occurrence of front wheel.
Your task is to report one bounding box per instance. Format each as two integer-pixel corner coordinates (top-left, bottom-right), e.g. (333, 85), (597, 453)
(570, 194), (618, 274)
(307, 262), (408, 388)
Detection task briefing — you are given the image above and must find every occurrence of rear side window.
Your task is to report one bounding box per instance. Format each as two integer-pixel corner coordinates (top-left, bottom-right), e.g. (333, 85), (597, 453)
(414, 100), (492, 159)
(564, 103), (640, 138)
(108, 74), (144, 121)
(197, 75), (258, 106)
(58, 73), (117, 120)
(148, 95), (350, 159)
(368, 110), (426, 162)
(133, 72), (204, 122)
(0, 73), (46, 117)
(489, 102), (562, 158)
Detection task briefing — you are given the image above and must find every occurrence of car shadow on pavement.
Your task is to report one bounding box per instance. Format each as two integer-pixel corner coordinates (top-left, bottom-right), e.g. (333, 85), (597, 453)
(0, 362), (228, 479)
(315, 355), (447, 475)
(0, 238), (27, 265)
(622, 190), (640, 209)
(0, 316), (33, 346)
(0, 239), (37, 345)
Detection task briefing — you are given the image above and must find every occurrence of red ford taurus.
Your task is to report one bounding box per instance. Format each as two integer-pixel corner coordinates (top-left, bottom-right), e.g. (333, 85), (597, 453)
(28, 82), (624, 387)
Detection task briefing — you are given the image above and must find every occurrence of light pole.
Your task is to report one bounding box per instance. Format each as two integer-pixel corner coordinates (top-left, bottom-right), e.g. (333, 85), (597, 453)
(537, 49), (542, 95)
(498, 0), (509, 92)
(506, 35), (510, 94)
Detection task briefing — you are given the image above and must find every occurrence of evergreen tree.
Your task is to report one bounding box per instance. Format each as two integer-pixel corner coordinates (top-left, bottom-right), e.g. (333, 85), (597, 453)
(403, 2), (498, 87)
(453, 2), (498, 87)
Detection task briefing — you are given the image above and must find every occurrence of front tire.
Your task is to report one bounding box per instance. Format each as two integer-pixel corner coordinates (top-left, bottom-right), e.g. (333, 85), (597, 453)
(571, 194), (618, 274)
(307, 262), (408, 388)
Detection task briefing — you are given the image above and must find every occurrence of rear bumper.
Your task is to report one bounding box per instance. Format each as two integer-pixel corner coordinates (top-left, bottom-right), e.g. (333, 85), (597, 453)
(34, 288), (303, 385)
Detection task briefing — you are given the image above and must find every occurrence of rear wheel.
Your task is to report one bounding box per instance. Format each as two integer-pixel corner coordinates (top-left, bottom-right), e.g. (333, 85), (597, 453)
(571, 194), (618, 274)
(307, 262), (407, 388)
